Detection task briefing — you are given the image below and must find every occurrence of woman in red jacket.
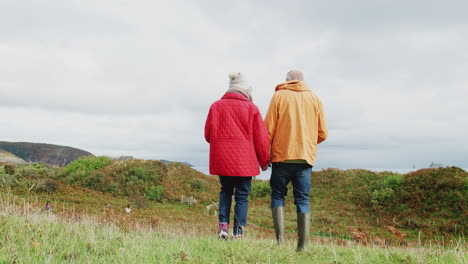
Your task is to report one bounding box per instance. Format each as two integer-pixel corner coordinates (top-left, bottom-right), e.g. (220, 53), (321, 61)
(204, 72), (270, 239)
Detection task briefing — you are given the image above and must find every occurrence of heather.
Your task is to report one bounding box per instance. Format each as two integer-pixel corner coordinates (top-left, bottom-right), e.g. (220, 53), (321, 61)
(0, 158), (466, 263)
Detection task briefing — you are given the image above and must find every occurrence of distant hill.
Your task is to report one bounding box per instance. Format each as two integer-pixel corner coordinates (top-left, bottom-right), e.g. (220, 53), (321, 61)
(0, 150), (26, 164)
(0, 141), (93, 167)
(160, 159), (193, 167)
(110, 156), (135, 161)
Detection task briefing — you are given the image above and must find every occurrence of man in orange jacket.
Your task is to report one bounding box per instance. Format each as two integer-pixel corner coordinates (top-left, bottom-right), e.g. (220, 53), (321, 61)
(264, 69), (328, 251)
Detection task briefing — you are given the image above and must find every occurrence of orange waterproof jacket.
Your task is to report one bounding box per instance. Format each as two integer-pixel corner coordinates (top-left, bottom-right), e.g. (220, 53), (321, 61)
(264, 81), (328, 166)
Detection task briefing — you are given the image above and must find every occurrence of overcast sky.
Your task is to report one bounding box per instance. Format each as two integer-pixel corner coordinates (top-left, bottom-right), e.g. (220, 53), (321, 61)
(1, 0), (467, 171)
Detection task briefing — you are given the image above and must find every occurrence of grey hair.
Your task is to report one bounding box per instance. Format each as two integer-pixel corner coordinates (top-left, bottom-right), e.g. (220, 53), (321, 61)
(285, 70), (304, 81)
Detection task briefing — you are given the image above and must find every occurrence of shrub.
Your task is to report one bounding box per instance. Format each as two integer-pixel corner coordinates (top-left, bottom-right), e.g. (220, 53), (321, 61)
(349, 167), (467, 234)
(108, 182), (121, 193)
(68, 160), (167, 197)
(36, 179), (60, 193)
(130, 195), (149, 209)
(147, 185), (164, 201)
(129, 167), (157, 181)
(190, 179), (205, 190)
(83, 172), (105, 190)
(18, 163), (55, 179)
(0, 163), (60, 191)
(382, 174), (403, 188)
(371, 187), (396, 207)
(4, 165), (15, 175)
(251, 180), (270, 198)
(0, 173), (15, 188)
(62, 156), (111, 184)
(399, 167), (466, 213)
(349, 170), (380, 207)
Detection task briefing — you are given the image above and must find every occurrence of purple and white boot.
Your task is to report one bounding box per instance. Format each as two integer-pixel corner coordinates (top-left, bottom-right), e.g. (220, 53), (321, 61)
(218, 222), (229, 240)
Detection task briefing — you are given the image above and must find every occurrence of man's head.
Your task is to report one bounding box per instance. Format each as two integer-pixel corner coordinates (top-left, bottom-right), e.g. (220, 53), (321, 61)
(286, 70), (304, 82)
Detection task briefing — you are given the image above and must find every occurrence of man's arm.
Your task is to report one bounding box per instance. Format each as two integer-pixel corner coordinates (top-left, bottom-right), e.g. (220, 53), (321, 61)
(264, 93), (279, 143)
(317, 99), (328, 144)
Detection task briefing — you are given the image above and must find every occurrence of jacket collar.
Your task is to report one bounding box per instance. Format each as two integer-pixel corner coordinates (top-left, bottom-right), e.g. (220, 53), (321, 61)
(222, 92), (251, 102)
(275, 81), (310, 92)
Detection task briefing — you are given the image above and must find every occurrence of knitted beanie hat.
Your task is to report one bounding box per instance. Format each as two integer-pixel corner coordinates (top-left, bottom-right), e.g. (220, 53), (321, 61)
(227, 72), (253, 101)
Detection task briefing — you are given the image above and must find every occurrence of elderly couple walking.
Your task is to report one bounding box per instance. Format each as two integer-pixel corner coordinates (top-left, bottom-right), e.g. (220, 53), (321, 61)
(204, 70), (328, 251)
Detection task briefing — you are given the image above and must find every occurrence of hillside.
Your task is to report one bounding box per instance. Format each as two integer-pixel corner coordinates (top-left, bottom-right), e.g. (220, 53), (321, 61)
(0, 194), (464, 263)
(0, 158), (466, 246)
(0, 150), (26, 164)
(0, 141), (93, 167)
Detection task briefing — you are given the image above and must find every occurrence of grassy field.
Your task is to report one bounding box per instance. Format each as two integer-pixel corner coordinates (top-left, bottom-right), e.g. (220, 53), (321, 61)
(0, 160), (466, 263)
(0, 194), (466, 264)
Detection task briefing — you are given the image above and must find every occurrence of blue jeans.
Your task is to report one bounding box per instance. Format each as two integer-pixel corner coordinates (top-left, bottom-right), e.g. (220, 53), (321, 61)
(270, 163), (312, 213)
(218, 176), (252, 235)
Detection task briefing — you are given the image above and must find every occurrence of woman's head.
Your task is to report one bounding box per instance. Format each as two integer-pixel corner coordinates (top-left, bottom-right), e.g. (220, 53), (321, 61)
(228, 72), (253, 101)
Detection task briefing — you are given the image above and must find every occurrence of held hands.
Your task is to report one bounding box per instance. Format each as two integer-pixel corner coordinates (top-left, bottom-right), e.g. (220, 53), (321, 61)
(261, 163), (271, 171)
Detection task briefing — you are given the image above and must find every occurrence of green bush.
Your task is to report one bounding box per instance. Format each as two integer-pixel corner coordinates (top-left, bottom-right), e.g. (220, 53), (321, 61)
(371, 187), (396, 207)
(108, 182), (120, 193)
(0, 173), (16, 188)
(348, 167), (467, 234)
(130, 195), (149, 209)
(0, 163), (60, 191)
(399, 167), (467, 213)
(382, 174), (403, 188)
(18, 163), (56, 179)
(71, 160), (166, 197)
(83, 172), (105, 189)
(147, 185), (164, 201)
(349, 170), (380, 207)
(190, 179), (205, 190)
(251, 180), (270, 198)
(359, 174), (403, 209)
(129, 166), (159, 181)
(4, 165), (15, 175)
(62, 156), (111, 184)
(36, 179), (60, 193)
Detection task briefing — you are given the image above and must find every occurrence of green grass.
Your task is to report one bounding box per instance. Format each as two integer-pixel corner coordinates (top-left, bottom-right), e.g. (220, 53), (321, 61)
(0, 194), (466, 264)
(1, 163), (467, 247)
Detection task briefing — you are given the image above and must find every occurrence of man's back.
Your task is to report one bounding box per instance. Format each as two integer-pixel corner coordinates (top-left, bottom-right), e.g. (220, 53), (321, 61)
(264, 80), (328, 166)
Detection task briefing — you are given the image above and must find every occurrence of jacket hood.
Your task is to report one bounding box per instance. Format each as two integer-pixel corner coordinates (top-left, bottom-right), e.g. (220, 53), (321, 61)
(275, 81), (310, 92)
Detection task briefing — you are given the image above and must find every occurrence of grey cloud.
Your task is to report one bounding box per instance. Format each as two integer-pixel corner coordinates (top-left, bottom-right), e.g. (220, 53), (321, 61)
(0, 1), (131, 45)
(1, 1), (467, 169)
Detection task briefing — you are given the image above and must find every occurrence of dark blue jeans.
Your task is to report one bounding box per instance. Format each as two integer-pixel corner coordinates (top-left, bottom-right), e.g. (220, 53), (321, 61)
(270, 163), (312, 213)
(218, 176), (252, 235)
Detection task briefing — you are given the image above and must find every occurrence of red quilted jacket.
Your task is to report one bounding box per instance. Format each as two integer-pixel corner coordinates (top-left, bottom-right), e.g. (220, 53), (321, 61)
(205, 93), (270, 176)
